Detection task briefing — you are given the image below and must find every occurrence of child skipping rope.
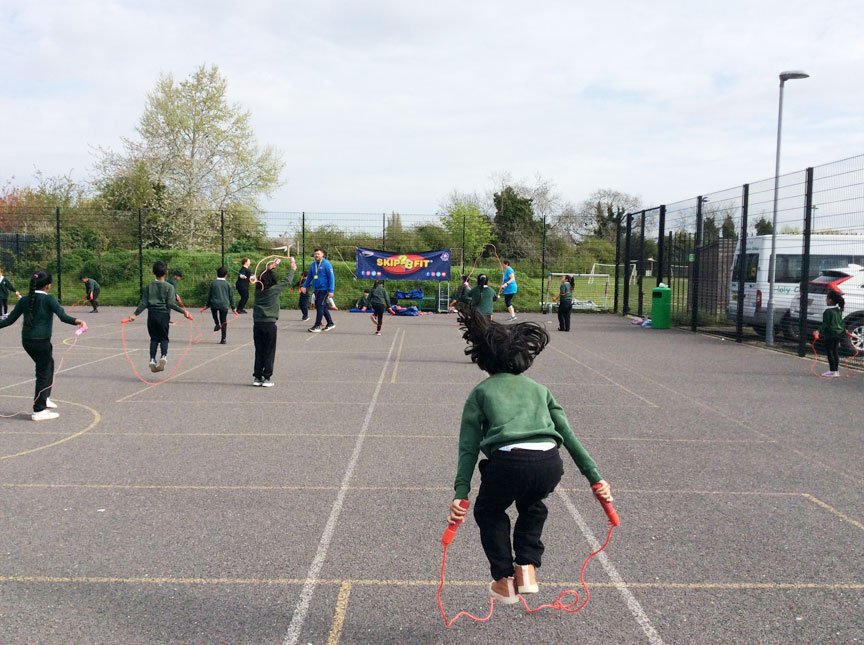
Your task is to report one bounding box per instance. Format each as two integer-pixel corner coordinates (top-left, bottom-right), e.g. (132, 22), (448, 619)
(0, 270), (85, 421)
(447, 306), (613, 603)
(812, 289), (846, 378)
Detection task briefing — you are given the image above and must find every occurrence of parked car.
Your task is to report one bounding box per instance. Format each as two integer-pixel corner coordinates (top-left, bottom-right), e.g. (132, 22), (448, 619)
(788, 264), (864, 354)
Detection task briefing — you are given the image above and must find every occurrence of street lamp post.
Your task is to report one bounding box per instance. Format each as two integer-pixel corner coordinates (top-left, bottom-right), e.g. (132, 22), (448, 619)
(765, 70), (809, 347)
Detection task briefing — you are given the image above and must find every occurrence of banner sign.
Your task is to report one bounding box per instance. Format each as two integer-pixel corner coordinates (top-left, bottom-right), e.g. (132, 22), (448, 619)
(355, 248), (451, 281)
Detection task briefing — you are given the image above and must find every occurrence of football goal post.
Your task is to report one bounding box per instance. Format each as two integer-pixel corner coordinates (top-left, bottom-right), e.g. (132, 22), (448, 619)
(590, 262), (637, 285)
(542, 273), (610, 313)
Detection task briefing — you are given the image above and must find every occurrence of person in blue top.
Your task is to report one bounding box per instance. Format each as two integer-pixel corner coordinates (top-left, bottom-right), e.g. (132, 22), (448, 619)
(301, 248), (336, 332)
(501, 260), (518, 321)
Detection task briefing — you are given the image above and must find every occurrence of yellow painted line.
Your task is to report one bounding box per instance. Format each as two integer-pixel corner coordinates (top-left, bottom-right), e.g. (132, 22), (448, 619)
(327, 581), (352, 645)
(0, 397), (101, 460)
(550, 345), (659, 408)
(0, 576), (859, 590)
(802, 494), (864, 532)
(390, 328), (405, 383)
(115, 341), (252, 402)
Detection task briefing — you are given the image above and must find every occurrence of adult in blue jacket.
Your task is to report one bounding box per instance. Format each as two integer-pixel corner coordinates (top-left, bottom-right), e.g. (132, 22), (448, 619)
(301, 248), (336, 332)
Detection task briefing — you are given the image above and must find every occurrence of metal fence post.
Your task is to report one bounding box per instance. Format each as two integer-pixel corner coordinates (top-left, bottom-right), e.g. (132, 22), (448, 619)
(138, 208), (144, 297)
(614, 214), (622, 313)
(461, 208), (466, 276)
(540, 212), (547, 307)
(382, 213), (386, 249)
(656, 205), (666, 287)
(55, 206), (62, 303)
(736, 185), (749, 342)
(15, 233), (20, 263)
(797, 168), (814, 357)
(220, 210), (225, 268)
(691, 197), (704, 332)
(637, 209), (646, 316)
(301, 212), (306, 270)
(623, 212), (632, 316)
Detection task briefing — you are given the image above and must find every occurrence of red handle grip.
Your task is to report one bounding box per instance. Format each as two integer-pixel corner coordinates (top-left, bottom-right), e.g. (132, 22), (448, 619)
(442, 499), (470, 546)
(592, 483), (620, 527)
(121, 318), (132, 324)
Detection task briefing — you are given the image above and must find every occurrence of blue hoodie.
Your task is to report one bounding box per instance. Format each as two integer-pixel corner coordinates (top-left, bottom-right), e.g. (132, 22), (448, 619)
(303, 257), (336, 292)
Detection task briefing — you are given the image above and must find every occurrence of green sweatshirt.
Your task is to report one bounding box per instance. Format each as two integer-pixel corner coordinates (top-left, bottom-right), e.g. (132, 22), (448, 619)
(134, 280), (186, 316)
(0, 292), (77, 339)
(0, 275), (18, 299)
(453, 373), (601, 499)
(252, 269), (296, 322)
(355, 295), (372, 309)
(560, 281), (573, 303)
(84, 278), (100, 296)
(369, 285), (391, 309)
(454, 282), (471, 304)
(469, 284), (498, 315)
(205, 278), (236, 311)
(818, 305), (845, 339)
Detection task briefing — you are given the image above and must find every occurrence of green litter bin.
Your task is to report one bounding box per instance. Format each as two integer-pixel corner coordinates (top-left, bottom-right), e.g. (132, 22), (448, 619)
(651, 286), (671, 329)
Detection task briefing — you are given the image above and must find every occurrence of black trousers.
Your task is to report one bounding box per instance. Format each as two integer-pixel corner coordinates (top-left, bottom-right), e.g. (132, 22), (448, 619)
(298, 291), (309, 318)
(373, 304), (385, 331)
(558, 301), (572, 331)
(211, 308), (228, 340)
(473, 448), (564, 580)
(22, 338), (54, 412)
(253, 321), (277, 380)
(89, 290), (100, 310)
(1, 298), (7, 315)
(236, 286), (249, 312)
(313, 290), (333, 327)
(147, 310), (170, 360)
(825, 337), (840, 371)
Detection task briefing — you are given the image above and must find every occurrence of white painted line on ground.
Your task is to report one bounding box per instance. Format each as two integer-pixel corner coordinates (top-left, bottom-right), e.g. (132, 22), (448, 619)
(557, 489), (665, 645)
(282, 332), (399, 645)
(0, 350), (133, 393)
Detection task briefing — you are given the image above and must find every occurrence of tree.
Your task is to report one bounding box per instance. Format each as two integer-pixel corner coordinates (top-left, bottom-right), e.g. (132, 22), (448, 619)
(754, 217), (773, 235)
(721, 214), (737, 240)
(493, 185), (539, 259)
(96, 64), (283, 247)
(702, 216), (719, 244)
(439, 191), (492, 265)
(557, 189), (642, 244)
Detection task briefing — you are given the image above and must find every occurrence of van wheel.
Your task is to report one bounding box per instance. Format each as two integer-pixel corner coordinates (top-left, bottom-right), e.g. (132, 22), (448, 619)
(752, 325), (766, 337)
(781, 313), (800, 341)
(841, 316), (864, 355)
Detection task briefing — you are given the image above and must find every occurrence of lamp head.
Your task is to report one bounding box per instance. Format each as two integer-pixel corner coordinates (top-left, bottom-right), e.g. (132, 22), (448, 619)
(779, 70), (809, 82)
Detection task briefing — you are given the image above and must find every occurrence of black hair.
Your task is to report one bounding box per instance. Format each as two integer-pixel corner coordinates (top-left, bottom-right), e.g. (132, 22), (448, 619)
(458, 305), (549, 375)
(313, 247), (324, 254)
(24, 270), (52, 331)
(461, 275), (470, 283)
(363, 289), (370, 293)
(153, 260), (168, 277)
(502, 259), (511, 266)
(374, 280), (384, 288)
(567, 274), (575, 288)
(827, 290), (845, 311)
(256, 268), (276, 292)
(80, 274), (88, 280)
(477, 273), (488, 287)
(217, 266), (228, 278)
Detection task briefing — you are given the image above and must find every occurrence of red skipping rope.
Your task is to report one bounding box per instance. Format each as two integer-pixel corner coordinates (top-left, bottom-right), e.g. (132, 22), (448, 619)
(810, 332), (859, 379)
(120, 315), (195, 386)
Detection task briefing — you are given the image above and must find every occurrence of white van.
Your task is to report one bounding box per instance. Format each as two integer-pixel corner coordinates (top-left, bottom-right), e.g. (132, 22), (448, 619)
(727, 234), (864, 336)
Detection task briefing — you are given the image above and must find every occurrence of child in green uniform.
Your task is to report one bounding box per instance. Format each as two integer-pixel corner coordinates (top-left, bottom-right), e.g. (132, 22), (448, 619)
(551, 274), (574, 331)
(0, 267), (21, 319)
(368, 281), (395, 335)
(251, 257), (296, 387)
(449, 275), (471, 311)
(355, 290), (372, 311)
(447, 306), (613, 603)
(813, 290), (846, 378)
(128, 261), (192, 372)
(468, 274), (498, 319)
(80, 274), (100, 313)
(205, 267), (237, 344)
(167, 269), (183, 305)
(0, 269), (84, 421)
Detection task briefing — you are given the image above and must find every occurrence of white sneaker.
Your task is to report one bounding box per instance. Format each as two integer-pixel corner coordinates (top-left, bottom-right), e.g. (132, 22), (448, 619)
(252, 379), (263, 387)
(508, 315), (517, 321)
(821, 370), (837, 378)
(149, 359), (159, 373)
(831, 371), (841, 378)
(260, 379), (274, 387)
(158, 356), (167, 372)
(32, 410), (60, 421)
(45, 398), (58, 409)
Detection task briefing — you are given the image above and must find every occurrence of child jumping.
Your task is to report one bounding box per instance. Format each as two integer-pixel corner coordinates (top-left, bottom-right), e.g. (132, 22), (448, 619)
(447, 306), (612, 604)
(368, 281), (395, 336)
(0, 269), (84, 421)
(128, 260), (192, 372)
(80, 274), (100, 313)
(205, 267), (236, 344)
(813, 290), (846, 378)
(251, 257), (296, 387)
(0, 267), (21, 319)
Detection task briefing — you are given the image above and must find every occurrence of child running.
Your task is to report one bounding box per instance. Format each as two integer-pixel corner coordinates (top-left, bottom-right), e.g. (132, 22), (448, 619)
(468, 273), (498, 320)
(550, 274), (574, 331)
(251, 257), (296, 387)
(0, 267), (21, 319)
(447, 306), (612, 604)
(128, 261), (192, 372)
(813, 290), (846, 378)
(80, 274), (100, 313)
(0, 270), (84, 421)
(205, 267), (236, 344)
(368, 280), (395, 335)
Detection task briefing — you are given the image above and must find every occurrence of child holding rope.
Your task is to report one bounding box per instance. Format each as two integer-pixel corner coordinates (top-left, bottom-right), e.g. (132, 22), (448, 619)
(128, 261), (192, 372)
(0, 270), (84, 421)
(368, 280), (395, 336)
(468, 274), (498, 320)
(551, 274), (574, 332)
(449, 275), (471, 312)
(813, 290), (846, 378)
(447, 306), (612, 604)
(80, 274), (100, 313)
(251, 257), (296, 386)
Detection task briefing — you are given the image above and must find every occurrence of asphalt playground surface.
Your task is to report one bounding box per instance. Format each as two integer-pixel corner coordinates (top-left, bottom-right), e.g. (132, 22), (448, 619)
(0, 306), (861, 644)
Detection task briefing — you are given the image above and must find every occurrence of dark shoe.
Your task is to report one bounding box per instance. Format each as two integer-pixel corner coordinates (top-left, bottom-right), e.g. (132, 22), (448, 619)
(308, 326), (322, 333)
(214, 324), (220, 331)
(238, 310), (248, 314)
(219, 339), (226, 344)
(301, 316), (309, 321)
(323, 323), (335, 331)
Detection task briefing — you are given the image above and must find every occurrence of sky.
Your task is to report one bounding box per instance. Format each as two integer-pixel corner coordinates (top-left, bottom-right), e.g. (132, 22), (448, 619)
(2, 0), (863, 217)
